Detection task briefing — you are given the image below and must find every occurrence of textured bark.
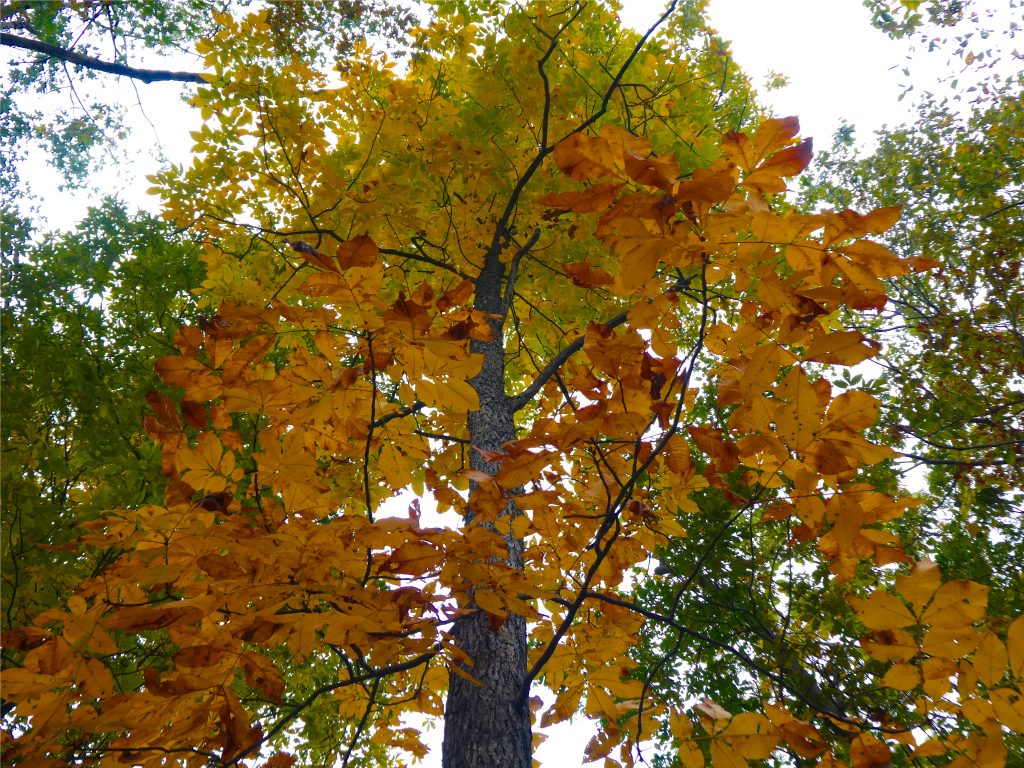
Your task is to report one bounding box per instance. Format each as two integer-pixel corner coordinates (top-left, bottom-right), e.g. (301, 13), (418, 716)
(442, 248), (532, 768)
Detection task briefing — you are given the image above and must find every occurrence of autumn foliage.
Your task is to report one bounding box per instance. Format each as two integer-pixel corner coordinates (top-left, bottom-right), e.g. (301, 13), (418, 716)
(2, 3), (1021, 768)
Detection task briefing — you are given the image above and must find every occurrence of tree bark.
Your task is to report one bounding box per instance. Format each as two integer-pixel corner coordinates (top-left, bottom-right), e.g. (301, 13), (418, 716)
(0, 33), (204, 84)
(442, 247), (531, 767)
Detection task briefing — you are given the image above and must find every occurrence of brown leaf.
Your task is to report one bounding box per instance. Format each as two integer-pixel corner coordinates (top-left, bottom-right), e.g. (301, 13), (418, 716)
(553, 133), (618, 180)
(540, 182), (624, 212)
(562, 261), (615, 289)
(336, 234), (378, 268)
(742, 139), (813, 194)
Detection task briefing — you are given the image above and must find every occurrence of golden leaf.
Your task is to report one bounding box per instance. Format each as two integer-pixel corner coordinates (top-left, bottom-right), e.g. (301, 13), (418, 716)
(1007, 615), (1024, 677)
(848, 592), (917, 630)
(849, 733), (891, 768)
(973, 632), (1009, 687)
(881, 663), (920, 690)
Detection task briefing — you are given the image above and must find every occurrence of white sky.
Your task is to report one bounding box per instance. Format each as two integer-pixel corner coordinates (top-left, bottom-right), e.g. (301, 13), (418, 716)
(9, 0), (1007, 765)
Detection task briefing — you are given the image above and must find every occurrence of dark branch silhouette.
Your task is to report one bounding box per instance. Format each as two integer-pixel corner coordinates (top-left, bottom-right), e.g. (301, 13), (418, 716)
(1, 32), (205, 84)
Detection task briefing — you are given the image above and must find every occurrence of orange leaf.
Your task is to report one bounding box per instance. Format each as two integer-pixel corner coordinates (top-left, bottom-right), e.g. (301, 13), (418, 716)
(103, 605), (203, 632)
(239, 652), (285, 703)
(553, 133), (618, 180)
(752, 116), (802, 158)
(540, 182), (624, 212)
(562, 261), (615, 289)
(850, 733), (891, 768)
(336, 234), (378, 268)
(438, 279), (475, 312)
(623, 151), (678, 190)
(803, 331), (881, 365)
(174, 645), (232, 668)
(741, 139), (813, 194)
(844, 206), (902, 235)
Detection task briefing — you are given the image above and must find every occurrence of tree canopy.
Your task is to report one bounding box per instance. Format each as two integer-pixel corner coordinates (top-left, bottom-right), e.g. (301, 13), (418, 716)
(2, 2), (1022, 768)
(0, 0), (414, 198)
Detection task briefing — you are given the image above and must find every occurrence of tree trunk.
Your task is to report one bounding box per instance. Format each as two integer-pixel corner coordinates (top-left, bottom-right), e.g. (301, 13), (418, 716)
(441, 250), (532, 767)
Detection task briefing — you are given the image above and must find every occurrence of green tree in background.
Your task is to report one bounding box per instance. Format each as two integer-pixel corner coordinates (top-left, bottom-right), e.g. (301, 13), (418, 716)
(799, 78), (1023, 617)
(0, 0), (415, 196)
(636, 3), (1023, 763)
(1, 202), (202, 629)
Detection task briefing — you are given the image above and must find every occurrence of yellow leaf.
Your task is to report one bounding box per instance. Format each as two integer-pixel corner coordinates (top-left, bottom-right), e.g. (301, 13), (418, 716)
(709, 742), (748, 768)
(850, 733), (890, 768)
(773, 366), (821, 450)
(894, 559), (941, 613)
(431, 377), (481, 413)
(816, 753), (850, 768)
(583, 729), (617, 762)
(912, 739), (946, 758)
(449, 663), (483, 687)
(848, 592), (917, 630)
(721, 712), (780, 759)
(921, 625), (980, 660)
(962, 696), (1000, 733)
(881, 663), (920, 690)
(973, 632), (1008, 687)
(473, 588), (506, 618)
(921, 579), (990, 628)
(822, 391), (882, 432)
(990, 688), (1024, 733)
(922, 657), (957, 699)
(678, 738), (704, 768)
(541, 683), (583, 727)
(738, 343), (784, 397)
(861, 628), (918, 662)
(586, 685), (621, 723)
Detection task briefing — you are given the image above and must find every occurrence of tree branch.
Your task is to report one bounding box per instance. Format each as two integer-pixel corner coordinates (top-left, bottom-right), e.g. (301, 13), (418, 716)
(1, 32), (205, 84)
(509, 308), (629, 412)
(500, 228), (540, 314)
(508, 269), (693, 412)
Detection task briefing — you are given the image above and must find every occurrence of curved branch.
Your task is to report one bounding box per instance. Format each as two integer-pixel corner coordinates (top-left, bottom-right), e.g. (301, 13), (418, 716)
(509, 309), (629, 412)
(1, 32), (204, 84)
(500, 228), (541, 314)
